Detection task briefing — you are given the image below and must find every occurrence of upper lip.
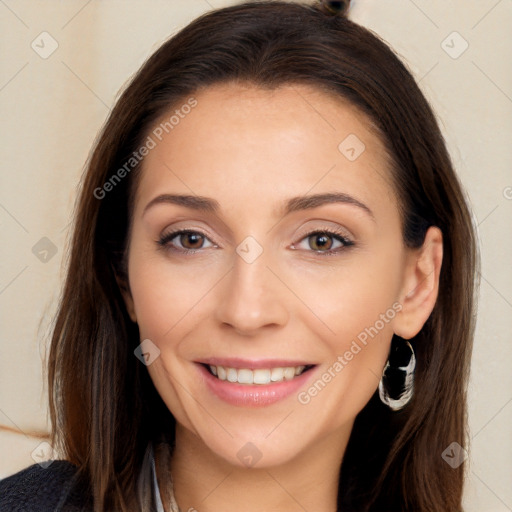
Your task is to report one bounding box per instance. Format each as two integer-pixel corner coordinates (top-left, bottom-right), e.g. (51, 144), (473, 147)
(197, 357), (316, 369)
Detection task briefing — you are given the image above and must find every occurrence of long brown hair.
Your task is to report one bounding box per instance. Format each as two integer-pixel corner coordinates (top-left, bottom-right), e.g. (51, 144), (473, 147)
(47, 2), (477, 510)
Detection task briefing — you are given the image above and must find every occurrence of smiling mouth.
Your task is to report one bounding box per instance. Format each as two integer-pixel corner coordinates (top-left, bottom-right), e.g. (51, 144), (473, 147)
(204, 364), (315, 385)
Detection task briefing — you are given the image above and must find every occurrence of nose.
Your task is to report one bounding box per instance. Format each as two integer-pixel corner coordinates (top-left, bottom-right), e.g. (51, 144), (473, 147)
(214, 250), (289, 335)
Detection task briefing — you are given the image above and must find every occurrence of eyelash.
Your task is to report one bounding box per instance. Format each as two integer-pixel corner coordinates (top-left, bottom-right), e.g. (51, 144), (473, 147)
(291, 228), (354, 255)
(157, 229), (215, 254)
(157, 228), (354, 256)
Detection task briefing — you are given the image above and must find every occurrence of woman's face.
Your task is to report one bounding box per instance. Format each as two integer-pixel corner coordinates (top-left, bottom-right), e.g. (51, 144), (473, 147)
(124, 83), (427, 468)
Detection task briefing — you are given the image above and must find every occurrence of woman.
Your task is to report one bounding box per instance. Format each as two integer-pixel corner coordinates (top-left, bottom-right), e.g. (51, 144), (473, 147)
(0, 1), (477, 511)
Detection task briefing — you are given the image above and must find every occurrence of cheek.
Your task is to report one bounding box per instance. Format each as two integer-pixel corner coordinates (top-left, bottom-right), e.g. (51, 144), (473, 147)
(288, 249), (403, 344)
(286, 252), (402, 413)
(127, 245), (221, 341)
(127, 248), (219, 432)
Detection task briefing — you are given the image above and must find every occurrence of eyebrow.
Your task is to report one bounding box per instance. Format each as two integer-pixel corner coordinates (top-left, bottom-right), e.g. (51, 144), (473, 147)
(284, 192), (374, 219)
(143, 194), (220, 215)
(143, 192), (374, 220)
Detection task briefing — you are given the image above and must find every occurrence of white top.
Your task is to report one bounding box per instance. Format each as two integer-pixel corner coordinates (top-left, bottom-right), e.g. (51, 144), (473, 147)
(150, 444), (180, 512)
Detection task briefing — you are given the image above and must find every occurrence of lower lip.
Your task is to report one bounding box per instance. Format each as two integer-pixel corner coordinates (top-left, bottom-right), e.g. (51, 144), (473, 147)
(197, 364), (317, 407)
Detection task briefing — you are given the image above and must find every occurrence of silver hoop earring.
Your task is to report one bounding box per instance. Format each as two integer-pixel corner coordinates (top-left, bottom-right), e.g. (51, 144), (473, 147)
(378, 339), (416, 411)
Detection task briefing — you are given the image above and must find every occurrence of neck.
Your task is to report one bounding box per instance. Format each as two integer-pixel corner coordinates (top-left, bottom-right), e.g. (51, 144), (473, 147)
(166, 422), (352, 512)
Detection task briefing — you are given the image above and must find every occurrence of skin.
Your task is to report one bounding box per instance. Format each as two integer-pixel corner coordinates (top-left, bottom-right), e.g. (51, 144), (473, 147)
(122, 82), (443, 512)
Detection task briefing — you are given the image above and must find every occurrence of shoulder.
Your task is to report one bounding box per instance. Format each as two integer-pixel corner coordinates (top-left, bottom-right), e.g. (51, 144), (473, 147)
(0, 460), (93, 512)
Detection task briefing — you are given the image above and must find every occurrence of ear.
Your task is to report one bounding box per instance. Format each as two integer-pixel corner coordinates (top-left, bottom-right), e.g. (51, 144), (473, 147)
(116, 273), (137, 323)
(394, 226), (443, 339)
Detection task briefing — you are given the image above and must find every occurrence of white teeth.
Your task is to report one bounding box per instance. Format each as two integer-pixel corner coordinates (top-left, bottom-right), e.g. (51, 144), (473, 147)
(283, 367), (296, 380)
(270, 367), (284, 382)
(237, 369), (253, 384)
(253, 369), (271, 384)
(217, 366), (227, 380)
(208, 365), (307, 385)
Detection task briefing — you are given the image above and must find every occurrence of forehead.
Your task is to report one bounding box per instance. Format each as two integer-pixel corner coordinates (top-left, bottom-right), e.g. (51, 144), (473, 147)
(134, 82), (397, 221)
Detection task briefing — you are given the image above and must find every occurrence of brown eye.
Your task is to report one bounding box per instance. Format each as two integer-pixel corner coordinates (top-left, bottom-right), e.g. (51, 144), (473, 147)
(179, 232), (205, 249)
(158, 230), (215, 252)
(292, 229), (354, 254)
(308, 233), (333, 251)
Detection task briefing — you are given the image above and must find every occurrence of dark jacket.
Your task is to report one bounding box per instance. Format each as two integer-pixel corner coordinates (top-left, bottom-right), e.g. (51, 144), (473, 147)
(0, 460), (93, 512)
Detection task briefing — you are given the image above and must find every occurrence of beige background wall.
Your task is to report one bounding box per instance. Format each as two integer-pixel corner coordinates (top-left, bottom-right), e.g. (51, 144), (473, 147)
(1, 1), (511, 510)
